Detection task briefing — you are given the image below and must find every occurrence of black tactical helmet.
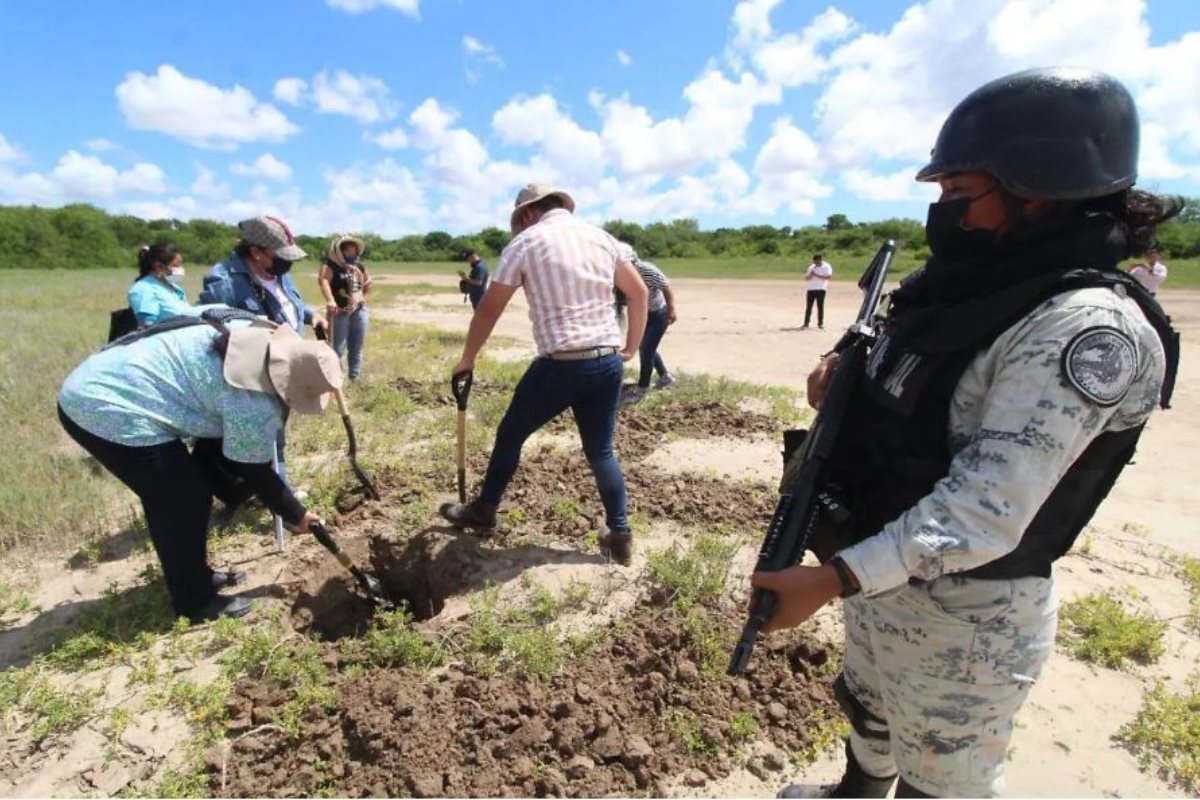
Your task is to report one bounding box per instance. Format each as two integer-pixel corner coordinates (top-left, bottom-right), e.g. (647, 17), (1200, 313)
(915, 67), (1139, 200)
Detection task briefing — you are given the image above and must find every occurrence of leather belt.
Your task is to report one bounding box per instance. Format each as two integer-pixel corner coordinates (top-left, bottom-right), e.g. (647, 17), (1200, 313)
(547, 346), (619, 361)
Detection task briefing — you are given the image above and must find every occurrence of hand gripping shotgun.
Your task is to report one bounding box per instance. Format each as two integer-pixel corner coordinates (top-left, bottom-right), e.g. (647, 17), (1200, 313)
(728, 239), (896, 676)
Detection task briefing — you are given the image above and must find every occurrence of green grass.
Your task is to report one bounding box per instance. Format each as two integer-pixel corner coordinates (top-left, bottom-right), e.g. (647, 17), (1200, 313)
(1177, 555), (1200, 634)
(646, 532), (740, 612)
(1117, 672), (1200, 793)
(1057, 590), (1167, 669)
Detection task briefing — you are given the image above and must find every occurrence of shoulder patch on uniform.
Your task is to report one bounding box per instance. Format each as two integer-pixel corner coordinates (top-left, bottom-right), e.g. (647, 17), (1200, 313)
(1061, 326), (1137, 407)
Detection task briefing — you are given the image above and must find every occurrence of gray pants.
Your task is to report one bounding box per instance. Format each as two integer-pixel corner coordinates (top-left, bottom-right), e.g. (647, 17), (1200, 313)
(841, 575), (1057, 797)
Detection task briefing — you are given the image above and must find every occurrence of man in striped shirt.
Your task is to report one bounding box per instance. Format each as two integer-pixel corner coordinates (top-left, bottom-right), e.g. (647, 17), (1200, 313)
(622, 248), (678, 403)
(439, 184), (649, 566)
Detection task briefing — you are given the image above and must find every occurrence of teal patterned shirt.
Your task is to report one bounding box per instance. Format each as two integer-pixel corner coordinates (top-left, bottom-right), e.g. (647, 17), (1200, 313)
(58, 324), (284, 463)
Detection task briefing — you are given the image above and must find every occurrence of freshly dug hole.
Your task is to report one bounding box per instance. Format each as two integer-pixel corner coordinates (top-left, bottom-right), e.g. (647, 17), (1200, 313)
(288, 532), (485, 640)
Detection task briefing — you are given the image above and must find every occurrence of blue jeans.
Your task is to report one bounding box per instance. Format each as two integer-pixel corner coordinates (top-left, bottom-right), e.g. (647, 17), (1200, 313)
(332, 304), (369, 380)
(638, 307), (670, 388)
(480, 354), (629, 533)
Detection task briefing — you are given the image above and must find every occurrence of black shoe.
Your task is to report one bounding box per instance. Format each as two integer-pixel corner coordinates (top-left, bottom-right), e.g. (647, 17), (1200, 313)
(186, 595), (254, 624)
(778, 740), (896, 798)
(211, 569), (247, 590)
(598, 528), (633, 567)
(439, 499), (498, 530)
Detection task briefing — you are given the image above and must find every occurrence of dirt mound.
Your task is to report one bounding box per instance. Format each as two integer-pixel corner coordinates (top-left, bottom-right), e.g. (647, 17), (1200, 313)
(618, 401), (779, 460)
(502, 448), (775, 542)
(217, 604), (838, 798)
(289, 534), (486, 639)
(392, 376), (516, 407)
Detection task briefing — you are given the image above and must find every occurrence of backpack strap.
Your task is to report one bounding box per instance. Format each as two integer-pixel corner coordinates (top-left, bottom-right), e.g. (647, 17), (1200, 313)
(101, 308), (264, 351)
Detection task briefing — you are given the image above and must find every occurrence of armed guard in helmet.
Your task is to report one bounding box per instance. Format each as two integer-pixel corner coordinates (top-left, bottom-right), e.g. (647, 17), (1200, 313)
(753, 68), (1181, 798)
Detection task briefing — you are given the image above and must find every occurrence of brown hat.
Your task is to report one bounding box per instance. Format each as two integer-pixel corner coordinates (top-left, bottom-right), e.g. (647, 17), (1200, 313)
(223, 323), (342, 414)
(238, 215), (308, 262)
(509, 183), (575, 231)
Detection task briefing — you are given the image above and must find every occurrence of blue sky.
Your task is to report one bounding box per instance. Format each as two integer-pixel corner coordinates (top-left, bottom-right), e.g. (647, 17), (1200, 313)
(0, 0), (1197, 236)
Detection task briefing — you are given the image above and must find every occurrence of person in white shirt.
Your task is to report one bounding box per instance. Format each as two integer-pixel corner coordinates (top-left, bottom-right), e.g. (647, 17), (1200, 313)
(803, 254), (833, 329)
(1129, 247), (1168, 295)
(438, 184), (649, 567)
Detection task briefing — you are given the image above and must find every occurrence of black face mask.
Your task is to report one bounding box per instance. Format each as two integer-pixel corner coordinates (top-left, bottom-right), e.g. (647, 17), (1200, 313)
(268, 256), (294, 277)
(924, 195), (997, 262)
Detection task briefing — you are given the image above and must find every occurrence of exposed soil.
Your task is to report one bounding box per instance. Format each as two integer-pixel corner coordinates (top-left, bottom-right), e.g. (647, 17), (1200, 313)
(288, 533), (487, 640)
(617, 401), (780, 461)
(219, 599), (837, 798)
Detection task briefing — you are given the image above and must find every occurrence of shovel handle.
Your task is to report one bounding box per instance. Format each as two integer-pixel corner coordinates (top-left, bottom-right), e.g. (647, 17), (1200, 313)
(451, 370), (474, 410)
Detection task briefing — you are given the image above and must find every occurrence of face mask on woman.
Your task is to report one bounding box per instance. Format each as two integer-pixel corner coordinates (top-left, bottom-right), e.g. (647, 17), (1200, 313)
(268, 256), (294, 277)
(166, 266), (186, 285)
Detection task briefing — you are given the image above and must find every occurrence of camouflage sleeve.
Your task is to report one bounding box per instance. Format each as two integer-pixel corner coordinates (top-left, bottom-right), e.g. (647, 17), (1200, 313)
(837, 290), (1165, 596)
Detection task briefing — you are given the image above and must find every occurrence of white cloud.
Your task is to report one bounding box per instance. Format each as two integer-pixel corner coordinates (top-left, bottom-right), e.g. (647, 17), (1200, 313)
(366, 126), (410, 150)
(231, 153), (293, 182)
(84, 138), (118, 153)
(493, 94), (607, 182)
(191, 163), (230, 199)
(311, 70), (398, 124)
(794, 0), (1200, 189)
(731, 0), (783, 49)
(0, 133), (21, 163)
(753, 117), (821, 176)
(325, 0), (419, 17)
(115, 65), (298, 150)
(750, 7), (856, 89)
(616, 49), (633, 67)
(273, 77), (308, 106)
(463, 35), (504, 83)
(592, 69), (780, 175)
(842, 166), (940, 202)
(116, 162), (168, 193)
(0, 149), (167, 202)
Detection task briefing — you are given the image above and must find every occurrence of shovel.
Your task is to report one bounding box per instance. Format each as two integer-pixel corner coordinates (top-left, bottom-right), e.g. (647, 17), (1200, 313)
(308, 520), (395, 609)
(451, 370), (474, 502)
(315, 324), (381, 501)
(332, 388), (381, 501)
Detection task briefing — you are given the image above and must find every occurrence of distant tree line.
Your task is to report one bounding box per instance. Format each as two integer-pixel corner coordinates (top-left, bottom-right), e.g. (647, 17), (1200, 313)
(1, 201), (1197, 270)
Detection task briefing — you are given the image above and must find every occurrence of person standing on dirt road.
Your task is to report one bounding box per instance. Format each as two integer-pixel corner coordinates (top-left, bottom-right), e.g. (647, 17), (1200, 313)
(57, 317), (336, 622)
(459, 248), (489, 310)
(438, 184), (649, 566)
(1128, 247), (1169, 295)
(754, 68), (1179, 799)
(319, 234), (372, 381)
(621, 247), (678, 403)
(199, 216), (328, 493)
(802, 254), (832, 329)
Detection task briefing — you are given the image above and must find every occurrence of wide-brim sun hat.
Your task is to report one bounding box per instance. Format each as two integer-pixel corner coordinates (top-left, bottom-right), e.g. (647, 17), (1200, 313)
(509, 183), (575, 232)
(328, 233), (366, 266)
(224, 324), (342, 415)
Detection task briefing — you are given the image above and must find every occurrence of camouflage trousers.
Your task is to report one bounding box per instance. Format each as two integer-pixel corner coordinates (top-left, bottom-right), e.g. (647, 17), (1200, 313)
(841, 575), (1058, 797)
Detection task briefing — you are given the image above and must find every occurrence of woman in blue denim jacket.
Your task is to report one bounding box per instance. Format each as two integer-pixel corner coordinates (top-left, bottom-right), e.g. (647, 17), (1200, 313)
(199, 216), (328, 488)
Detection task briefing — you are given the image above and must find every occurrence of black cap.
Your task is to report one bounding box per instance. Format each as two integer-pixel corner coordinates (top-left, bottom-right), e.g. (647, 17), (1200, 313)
(916, 67), (1139, 200)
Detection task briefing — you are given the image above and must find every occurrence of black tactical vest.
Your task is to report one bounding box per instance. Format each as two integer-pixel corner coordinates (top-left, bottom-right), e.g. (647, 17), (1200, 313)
(811, 267), (1179, 580)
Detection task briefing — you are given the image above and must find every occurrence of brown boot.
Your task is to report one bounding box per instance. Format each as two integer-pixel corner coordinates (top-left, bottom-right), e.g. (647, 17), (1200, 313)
(438, 499), (498, 531)
(598, 527), (633, 566)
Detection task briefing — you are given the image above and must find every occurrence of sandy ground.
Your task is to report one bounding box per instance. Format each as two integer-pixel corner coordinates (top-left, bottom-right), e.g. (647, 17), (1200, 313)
(377, 274), (1200, 798)
(2, 275), (1195, 797)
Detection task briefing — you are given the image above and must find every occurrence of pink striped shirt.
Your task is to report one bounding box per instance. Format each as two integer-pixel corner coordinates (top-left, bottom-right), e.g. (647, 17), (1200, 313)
(492, 208), (624, 355)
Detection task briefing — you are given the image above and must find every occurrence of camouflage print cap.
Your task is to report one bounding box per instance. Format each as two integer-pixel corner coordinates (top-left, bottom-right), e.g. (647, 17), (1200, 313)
(238, 216), (307, 261)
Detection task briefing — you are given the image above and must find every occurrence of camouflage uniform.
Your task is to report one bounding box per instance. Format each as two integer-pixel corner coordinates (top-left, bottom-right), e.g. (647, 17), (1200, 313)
(834, 285), (1165, 796)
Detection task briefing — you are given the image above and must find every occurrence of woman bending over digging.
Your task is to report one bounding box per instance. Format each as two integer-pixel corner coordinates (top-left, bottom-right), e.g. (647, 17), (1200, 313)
(58, 314), (337, 622)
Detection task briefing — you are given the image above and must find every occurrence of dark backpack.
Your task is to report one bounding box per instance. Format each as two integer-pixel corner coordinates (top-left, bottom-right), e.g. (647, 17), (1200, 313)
(107, 308), (138, 343)
(102, 307), (262, 351)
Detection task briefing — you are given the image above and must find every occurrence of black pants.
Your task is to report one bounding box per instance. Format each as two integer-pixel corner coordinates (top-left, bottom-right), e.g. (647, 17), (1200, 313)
(805, 289), (826, 327)
(58, 406), (217, 618)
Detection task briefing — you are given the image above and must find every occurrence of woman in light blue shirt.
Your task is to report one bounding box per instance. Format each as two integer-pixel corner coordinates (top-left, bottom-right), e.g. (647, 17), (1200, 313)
(128, 242), (200, 326)
(58, 318), (338, 622)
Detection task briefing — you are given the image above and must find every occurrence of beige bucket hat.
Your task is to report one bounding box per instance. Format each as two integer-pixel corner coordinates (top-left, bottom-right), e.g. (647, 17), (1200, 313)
(223, 323), (342, 414)
(509, 183), (575, 231)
